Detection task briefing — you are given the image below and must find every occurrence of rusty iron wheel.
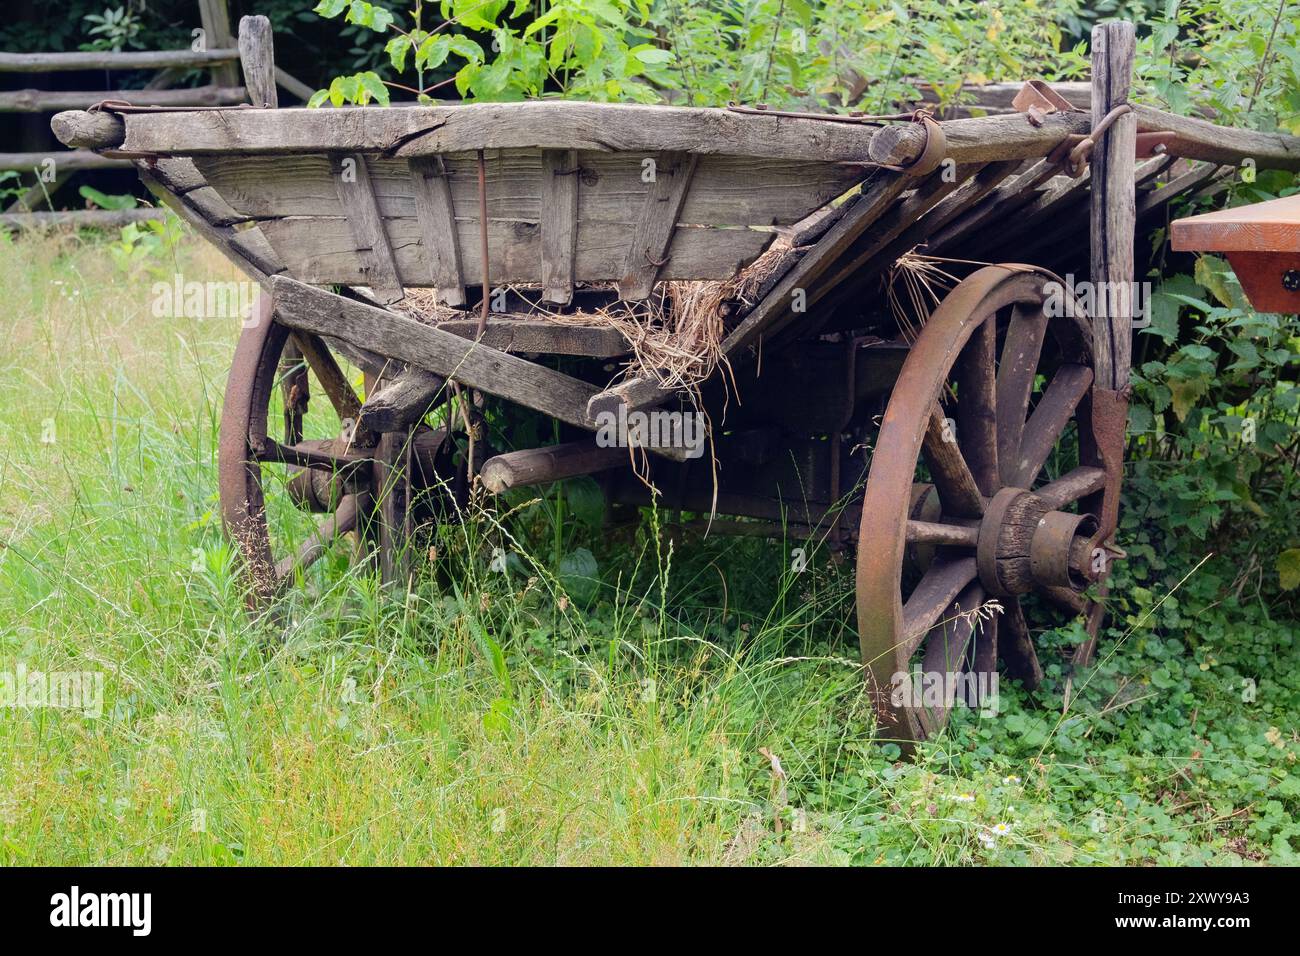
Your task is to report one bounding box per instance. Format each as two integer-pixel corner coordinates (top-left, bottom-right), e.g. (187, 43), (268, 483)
(857, 266), (1109, 749)
(218, 295), (456, 610)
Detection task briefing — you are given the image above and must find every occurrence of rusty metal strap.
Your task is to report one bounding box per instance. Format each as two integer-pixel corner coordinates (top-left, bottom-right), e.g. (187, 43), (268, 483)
(1048, 103), (1134, 177)
(89, 99), (261, 114)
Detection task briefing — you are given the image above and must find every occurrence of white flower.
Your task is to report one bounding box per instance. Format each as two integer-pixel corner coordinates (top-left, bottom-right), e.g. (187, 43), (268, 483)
(992, 821), (1012, 836)
(977, 831), (996, 849)
(1001, 775), (1021, 785)
(947, 792), (975, 803)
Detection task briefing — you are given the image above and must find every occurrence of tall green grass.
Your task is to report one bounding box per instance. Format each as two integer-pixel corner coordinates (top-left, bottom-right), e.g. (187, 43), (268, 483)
(0, 227), (1292, 865)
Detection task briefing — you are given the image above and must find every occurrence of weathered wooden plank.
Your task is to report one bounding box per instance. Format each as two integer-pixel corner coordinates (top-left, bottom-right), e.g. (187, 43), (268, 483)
(191, 151), (857, 228)
(359, 367), (445, 432)
(105, 102), (891, 163)
(408, 155), (466, 307)
(807, 164), (987, 312)
(428, 317), (627, 357)
(541, 149), (579, 305)
(237, 15), (277, 109)
(272, 276), (599, 430)
(1090, 22), (1137, 394)
(179, 185), (248, 226)
(149, 157), (207, 194)
(331, 153), (404, 303)
(256, 215), (772, 287)
(618, 152), (699, 299)
(1131, 104), (1300, 171)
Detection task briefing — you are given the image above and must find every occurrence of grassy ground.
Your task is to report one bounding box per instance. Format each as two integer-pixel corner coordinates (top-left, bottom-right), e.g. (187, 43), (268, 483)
(1, 226), (1296, 865)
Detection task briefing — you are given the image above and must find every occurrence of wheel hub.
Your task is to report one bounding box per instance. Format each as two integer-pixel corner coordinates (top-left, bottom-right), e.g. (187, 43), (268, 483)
(976, 486), (1100, 596)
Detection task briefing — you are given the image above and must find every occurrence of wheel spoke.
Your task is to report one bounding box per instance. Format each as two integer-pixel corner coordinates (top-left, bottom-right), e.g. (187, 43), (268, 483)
(956, 317), (999, 495)
(291, 331), (369, 436)
(274, 495), (359, 581)
(906, 519), (978, 547)
(1010, 363), (1093, 487)
(995, 304), (1047, 485)
(923, 410), (985, 519)
(254, 437), (371, 473)
(901, 556), (978, 656)
(917, 581), (984, 737)
(999, 597), (1043, 688)
(1037, 465), (1107, 508)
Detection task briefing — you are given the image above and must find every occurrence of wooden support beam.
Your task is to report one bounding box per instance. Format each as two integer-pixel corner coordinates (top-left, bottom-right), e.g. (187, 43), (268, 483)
(480, 442), (629, 493)
(89, 102), (891, 162)
(0, 150), (130, 172)
(0, 209), (168, 229)
(198, 0), (241, 90)
(1090, 21), (1137, 394)
(541, 149), (580, 305)
(50, 110), (125, 150)
(618, 152), (699, 300)
(430, 317), (628, 357)
(408, 155), (466, 307)
(359, 367), (446, 432)
(0, 49), (238, 72)
(237, 15), (277, 109)
(1, 86), (246, 112)
(1077, 20), (1137, 671)
(271, 275), (601, 430)
(332, 153), (404, 304)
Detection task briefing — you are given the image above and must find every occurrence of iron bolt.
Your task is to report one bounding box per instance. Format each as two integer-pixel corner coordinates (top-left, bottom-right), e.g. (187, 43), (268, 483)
(1283, 270), (1300, 292)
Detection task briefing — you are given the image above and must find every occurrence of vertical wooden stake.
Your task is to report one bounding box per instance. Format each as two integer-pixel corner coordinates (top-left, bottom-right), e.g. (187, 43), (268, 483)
(1077, 19), (1137, 670)
(237, 15), (277, 109)
(1089, 20), (1137, 393)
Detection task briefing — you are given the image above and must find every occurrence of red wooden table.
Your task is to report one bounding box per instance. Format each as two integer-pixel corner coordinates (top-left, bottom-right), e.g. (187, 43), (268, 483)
(1171, 193), (1300, 312)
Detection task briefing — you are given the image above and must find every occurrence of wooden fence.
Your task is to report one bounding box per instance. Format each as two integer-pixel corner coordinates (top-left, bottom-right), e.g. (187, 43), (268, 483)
(0, 0), (308, 227)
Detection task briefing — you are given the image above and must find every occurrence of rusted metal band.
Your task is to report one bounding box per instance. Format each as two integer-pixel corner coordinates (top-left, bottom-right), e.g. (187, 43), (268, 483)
(90, 99), (259, 114)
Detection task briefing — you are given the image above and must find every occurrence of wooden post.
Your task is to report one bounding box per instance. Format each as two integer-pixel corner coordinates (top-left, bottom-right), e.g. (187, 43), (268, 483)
(237, 16), (277, 109)
(1089, 20), (1137, 392)
(1077, 20), (1136, 670)
(199, 0), (240, 90)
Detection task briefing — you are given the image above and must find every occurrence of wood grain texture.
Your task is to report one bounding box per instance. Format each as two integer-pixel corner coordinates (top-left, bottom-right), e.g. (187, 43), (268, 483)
(255, 214), (772, 287)
(1171, 193), (1300, 252)
(541, 149), (579, 305)
(618, 152), (699, 299)
(331, 153), (404, 303)
(272, 275), (600, 429)
(408, 155), (466, 306)
(1090, 21), (1137, 393)
(237, 15), (277, 109)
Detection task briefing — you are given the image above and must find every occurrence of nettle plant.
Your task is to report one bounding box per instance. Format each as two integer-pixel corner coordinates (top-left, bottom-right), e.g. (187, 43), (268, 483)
(306, 0), (1086, 109)
(309, 0), (675, 105)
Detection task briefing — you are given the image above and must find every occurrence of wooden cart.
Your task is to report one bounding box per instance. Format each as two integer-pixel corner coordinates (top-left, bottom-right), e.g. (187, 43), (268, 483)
(51, 17), (1300, 748)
